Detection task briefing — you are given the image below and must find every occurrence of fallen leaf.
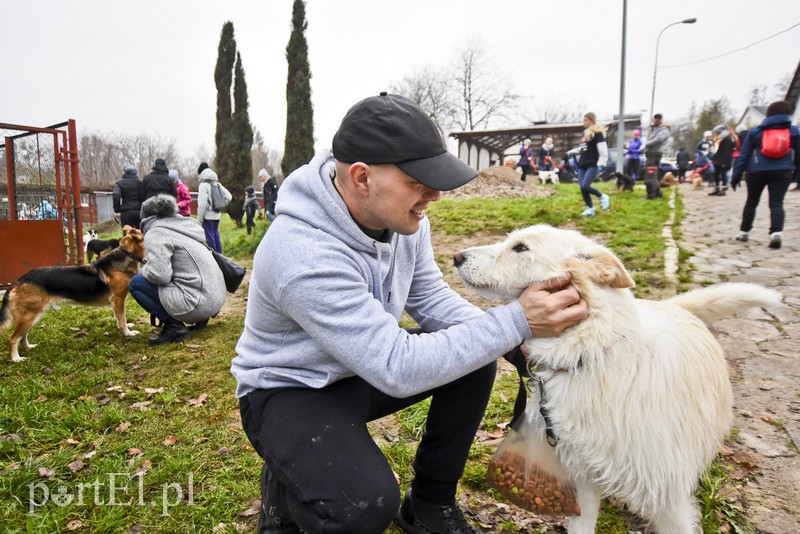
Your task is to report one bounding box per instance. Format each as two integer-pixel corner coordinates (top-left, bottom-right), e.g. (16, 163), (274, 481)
(163, 435), (179, 446)
(95, 394), (111, 406)
(217, 447), (233, 456)
(37, 395), (48, 402)
(194, 436), (210, 444)
(65, 438), (80, 445)
(116, 421), (132, 433)
(66, 519), (83, 530)
(761, 415), (773, 423)
(188, 393), (208, 407)
(212, 523), (228, 533)
(731, 451), (758, 469)
(127, 447), (143, 456)
(38, 467), (55, 479)
(184, 343), (201, 350)
(237, 499), (261, 518)
(145, 387), (164, 398)
(83, 450), (97, 460)
(68, 460), (86, 473)
(106, 385), (123, 392)
(135, 459), (152, 476)
(130, 401), (152, 410)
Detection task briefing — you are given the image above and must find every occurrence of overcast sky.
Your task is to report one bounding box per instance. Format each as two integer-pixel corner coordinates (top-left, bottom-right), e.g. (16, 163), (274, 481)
(2, 0), (798, 162)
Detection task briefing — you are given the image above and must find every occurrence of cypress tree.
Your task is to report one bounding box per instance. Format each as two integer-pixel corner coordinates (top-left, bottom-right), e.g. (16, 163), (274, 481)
(214, 21), (236, 183)
(282, 0), (314, 177)
(227, 52), (254, 224)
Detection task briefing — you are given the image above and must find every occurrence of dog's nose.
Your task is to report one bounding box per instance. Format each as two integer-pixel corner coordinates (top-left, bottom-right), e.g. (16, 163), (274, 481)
(453, 252), (465, 267)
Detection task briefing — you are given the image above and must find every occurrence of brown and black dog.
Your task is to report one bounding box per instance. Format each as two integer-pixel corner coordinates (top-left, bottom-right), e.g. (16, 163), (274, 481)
(1, 226), (145, 362)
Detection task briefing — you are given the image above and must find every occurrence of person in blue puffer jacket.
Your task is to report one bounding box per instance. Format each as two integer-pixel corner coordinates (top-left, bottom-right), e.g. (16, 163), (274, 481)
(731, 100), (800, 249)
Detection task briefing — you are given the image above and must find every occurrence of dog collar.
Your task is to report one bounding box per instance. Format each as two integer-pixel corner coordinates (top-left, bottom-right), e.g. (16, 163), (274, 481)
(122, 250), (147, 265)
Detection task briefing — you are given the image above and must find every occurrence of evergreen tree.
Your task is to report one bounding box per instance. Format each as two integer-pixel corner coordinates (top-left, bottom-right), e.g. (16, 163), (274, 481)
(227, 52), (254, 224)
(282, 0), (314, 177)
(214, 21), (236, 183)
(694, 98), (731, 142)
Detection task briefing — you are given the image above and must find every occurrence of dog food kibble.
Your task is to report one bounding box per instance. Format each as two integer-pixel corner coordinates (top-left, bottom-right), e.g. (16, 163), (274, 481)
(488, 452), (581, 516)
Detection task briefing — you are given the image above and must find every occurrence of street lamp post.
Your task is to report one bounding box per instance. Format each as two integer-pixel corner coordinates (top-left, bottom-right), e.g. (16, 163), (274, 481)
(648, 17), (697, 125)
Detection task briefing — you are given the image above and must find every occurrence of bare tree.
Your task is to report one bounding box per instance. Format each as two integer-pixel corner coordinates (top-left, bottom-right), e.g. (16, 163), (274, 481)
(78, 130), (182, 188)
(451, 41), (519, 131)
(391, 65), (455, 137)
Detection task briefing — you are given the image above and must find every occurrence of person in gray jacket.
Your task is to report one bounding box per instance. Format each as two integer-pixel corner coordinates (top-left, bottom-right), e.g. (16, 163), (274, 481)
(128, 195), (226, 345)
(231, 93), (588, 534)
(196, 162), (232, 253)
(643, 113), (671, 175)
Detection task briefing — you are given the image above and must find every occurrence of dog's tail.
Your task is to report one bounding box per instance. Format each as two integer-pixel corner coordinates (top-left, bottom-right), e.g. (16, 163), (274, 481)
(0, 288), (11, 331)
(668, 283), (782, 324)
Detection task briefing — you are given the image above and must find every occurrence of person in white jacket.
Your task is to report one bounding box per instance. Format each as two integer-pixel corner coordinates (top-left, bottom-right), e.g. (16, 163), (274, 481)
(232, 93), (588, 534)
(195, 162), (231, 253)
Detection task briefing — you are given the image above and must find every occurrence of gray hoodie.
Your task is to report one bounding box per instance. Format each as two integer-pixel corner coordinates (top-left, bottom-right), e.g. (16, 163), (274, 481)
(231, 150), (530, 398)
(140, 195), (226, 323)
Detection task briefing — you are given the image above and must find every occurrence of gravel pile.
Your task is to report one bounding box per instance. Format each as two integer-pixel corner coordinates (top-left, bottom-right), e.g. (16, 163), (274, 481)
(445, 166), (556, 199)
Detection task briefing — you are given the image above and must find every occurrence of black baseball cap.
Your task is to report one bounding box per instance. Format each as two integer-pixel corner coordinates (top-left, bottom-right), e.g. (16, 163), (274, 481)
(332, 92), (478, 191)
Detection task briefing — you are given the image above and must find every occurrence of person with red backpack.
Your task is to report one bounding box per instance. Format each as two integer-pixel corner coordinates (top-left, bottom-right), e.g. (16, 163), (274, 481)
(731, 100), (800, 249)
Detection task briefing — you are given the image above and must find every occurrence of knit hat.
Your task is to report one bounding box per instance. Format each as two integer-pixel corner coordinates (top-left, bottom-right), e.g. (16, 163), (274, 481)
(245, 186), (255, 195)
(633, 129), (641, 136)
(332, 92), (478, 191)
(197, 162), (209, 174)
(712, 124), (727, 135)
(258, 168), (268, 178)
(123, 163), (137, 174)
(153, 158), (168, 172)
(140, 194), (178, 220)
(168, 169), (179, 180)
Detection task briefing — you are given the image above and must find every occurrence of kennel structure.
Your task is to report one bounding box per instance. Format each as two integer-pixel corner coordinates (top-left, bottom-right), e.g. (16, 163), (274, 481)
(0, 120), (86, 289)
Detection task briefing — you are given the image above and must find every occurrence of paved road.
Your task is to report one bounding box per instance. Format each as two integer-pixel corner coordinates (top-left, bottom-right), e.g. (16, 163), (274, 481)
(678, 183), (800, 533)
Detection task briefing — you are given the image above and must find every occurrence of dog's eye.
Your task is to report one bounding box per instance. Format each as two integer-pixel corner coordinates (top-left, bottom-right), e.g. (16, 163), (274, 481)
(512, 243), (529, 253)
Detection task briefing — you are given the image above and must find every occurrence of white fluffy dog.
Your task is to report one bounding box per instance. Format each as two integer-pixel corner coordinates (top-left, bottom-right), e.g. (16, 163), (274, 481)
(454, 225), (782, 534)
(537, 169), (560, 185)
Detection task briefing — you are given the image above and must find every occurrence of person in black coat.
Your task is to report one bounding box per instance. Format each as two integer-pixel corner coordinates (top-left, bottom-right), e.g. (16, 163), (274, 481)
(112, 164), (144, 228)
(676, 147), (691, 182)
(709, 125), (735, 196)
(140, 158), (177, 202)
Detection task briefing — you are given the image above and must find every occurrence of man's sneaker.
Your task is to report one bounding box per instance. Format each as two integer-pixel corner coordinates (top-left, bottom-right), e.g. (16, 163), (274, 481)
(600, 193), (610, 210)
(259, 464), (303, 534)
(769, 235), (782, 249)
(581, 206), (596, 217)
(395, 489), (482, 534)
(735, 233), (749, 242)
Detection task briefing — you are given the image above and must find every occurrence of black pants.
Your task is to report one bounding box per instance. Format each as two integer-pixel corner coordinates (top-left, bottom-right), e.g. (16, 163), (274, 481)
(713, 165), (729, 188)
(740, 170), (792, 234)
(120, 210), (140, 229)
(519, 164), (532, 181)
(624, 157), (640, 180)
(239, 362), (497, 534)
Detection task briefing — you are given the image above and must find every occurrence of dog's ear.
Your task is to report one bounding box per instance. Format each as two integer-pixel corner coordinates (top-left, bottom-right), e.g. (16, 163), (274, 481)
(566, 249), (635, 289)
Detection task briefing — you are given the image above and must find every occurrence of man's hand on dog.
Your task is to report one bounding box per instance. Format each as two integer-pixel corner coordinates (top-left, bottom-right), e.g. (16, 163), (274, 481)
(518, 273), (588, 337)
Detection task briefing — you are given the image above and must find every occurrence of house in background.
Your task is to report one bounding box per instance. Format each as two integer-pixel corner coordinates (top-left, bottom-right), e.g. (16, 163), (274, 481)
(737, 60), (800, 130)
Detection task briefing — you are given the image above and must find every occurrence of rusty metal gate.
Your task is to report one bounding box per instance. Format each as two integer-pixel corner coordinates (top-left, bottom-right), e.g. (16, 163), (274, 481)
(0, 120), (84, 289)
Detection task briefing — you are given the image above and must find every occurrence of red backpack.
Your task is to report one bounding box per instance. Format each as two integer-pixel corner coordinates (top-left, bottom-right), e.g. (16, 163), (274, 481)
(761, 128), (791, 158)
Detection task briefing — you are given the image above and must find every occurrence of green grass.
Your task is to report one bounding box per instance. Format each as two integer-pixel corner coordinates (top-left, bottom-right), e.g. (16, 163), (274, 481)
(3, 181), (745, 532)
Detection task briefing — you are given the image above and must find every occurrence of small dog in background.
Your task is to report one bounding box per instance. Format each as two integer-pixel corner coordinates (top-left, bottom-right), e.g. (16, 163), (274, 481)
(612, 172), (635, 192)
(82, 230), (98, 251)
(660, 171), (677, 188)
(689, 172), (705, 190)
(86, 238), (120, 262)
(537, 169), (560, 185)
